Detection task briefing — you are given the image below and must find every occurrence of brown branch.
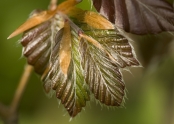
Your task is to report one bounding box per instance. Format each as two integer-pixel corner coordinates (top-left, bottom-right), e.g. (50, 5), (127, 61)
(0, 64), (33, 124)
(10, 65), (33, 113)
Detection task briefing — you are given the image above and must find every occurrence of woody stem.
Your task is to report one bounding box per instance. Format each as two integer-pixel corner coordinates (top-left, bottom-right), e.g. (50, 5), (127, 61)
(0, 64), (33, 124)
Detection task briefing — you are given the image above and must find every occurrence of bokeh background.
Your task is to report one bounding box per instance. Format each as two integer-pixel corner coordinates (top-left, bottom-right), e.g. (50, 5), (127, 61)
(0, 0), (174, 124)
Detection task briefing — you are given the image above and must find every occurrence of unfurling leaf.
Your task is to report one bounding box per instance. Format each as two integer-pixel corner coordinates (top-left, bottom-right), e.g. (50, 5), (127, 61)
(80, 35), (125, 106)
(42, 22), (90, 117)
(92, 0), (174, 34)
(9, 1), (139, 117)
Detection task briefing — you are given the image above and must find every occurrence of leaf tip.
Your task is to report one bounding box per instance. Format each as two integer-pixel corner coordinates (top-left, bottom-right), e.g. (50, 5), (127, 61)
(7, 36), (11, 40)
(7, 32), (17, 39)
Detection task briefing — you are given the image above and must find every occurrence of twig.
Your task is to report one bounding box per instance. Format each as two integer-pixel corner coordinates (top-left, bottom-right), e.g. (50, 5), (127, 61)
(10, 65), (33, 113)
(0, 0), (58, 123)
(0, 64), (33, 124)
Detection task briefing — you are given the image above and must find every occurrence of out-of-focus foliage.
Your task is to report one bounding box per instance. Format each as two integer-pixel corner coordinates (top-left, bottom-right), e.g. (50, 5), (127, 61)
(0, 0), (174, 124)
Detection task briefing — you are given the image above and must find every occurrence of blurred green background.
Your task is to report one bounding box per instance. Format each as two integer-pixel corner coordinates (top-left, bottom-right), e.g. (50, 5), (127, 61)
(0, 0), (174, 124)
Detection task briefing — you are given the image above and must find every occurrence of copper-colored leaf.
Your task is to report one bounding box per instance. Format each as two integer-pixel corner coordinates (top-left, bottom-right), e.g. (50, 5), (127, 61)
(10, 3), (141, 117)
(42, 24), (90, 117)
(20, 12), (64, 75)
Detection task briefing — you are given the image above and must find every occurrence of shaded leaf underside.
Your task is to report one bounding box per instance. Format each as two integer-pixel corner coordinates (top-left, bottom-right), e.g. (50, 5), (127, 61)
(20, 10), (139, 117)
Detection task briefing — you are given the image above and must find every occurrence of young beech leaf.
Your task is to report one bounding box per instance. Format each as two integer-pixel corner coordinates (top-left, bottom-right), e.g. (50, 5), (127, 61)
(20, 12), (64, 75)
(80, 35), (125, 106)
(42, 22), (90, 117)
(84, 29), (139, 68)
(9, 5), (139, 117)
(92, 0), (174, 34)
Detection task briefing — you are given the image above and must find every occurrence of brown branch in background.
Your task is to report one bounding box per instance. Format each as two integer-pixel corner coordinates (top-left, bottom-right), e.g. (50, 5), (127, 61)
(10, 65), (33, 114)
(0, 65), (33, 124)
(0, 1), (57, 124)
